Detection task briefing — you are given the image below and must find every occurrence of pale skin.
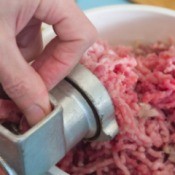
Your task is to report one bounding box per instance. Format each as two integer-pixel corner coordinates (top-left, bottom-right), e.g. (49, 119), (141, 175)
(0, 0), (97, 126)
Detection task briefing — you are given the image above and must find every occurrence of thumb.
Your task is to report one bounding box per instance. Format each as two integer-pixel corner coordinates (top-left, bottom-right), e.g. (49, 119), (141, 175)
(0, 35), (51, 126)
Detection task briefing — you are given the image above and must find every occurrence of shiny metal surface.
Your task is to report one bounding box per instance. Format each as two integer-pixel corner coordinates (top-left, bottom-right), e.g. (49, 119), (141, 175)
(51, 80), (97, 151)
(47, 166), (69, 175)
(67, 64), (118, 141)
(0, 100), (65, 175)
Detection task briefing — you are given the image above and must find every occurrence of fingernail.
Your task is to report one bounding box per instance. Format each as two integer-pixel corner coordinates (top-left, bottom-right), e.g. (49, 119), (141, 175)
(26, 104), (46, 126)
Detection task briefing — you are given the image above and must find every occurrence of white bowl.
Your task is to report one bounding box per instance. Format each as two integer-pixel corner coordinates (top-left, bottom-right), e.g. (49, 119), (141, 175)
(43, 5), (175, 46)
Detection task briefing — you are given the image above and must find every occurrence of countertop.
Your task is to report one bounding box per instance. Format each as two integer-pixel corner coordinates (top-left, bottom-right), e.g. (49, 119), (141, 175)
(77, 0), (131, 10)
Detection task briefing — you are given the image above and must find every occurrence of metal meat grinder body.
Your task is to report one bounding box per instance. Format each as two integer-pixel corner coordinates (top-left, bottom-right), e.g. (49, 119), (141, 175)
(0, 64), (118, 175)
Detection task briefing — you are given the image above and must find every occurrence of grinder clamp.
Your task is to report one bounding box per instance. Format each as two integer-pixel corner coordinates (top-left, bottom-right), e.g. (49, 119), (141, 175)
(0, 64), (118, 175)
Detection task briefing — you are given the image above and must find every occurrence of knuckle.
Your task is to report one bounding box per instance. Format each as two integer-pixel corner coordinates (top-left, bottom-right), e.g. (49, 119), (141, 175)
(3, 79), (30, 99)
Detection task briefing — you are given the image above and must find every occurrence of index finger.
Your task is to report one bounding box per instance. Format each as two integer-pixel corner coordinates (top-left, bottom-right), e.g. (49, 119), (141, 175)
(33, 0), (97, 89)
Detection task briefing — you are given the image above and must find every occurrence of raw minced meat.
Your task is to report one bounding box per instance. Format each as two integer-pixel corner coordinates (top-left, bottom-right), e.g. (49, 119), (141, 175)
(1, 40), (175, 175)
(58, 40), (175, 175)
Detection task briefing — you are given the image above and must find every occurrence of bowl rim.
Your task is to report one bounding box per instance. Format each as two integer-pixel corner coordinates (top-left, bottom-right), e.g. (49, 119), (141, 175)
(43, 4), (175, 46)
(84, 4), (175, 17)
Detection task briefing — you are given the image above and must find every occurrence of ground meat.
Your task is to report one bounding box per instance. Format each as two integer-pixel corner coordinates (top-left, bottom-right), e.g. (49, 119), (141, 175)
(58, 40), (175, 175)
(0, 100), (21, 124)
(0, 100), (29, 134)
(1, 39), (175, 175)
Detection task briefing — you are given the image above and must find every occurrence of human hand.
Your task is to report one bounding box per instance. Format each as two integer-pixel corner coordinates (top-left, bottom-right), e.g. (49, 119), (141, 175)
(0, 0), (97, 126)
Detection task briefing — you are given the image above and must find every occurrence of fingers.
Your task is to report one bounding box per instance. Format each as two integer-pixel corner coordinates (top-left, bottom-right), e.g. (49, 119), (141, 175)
(16, 18), (42, 62)
(0, 34), (51, 126)
(0, 0), (96, 127)
(33, 0), (97, 89)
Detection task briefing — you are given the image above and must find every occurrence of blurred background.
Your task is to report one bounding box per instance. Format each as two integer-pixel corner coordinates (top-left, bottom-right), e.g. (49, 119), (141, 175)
(77, 0), (175, 10)
(77, 0), (130, 10)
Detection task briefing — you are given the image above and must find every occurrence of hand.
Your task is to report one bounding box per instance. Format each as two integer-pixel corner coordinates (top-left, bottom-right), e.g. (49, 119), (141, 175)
(0, 0), (97, 126)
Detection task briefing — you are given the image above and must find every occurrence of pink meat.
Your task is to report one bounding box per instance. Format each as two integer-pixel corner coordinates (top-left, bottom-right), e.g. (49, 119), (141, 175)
(0, 100), (21, 123)
(58, 40), (175, 175)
